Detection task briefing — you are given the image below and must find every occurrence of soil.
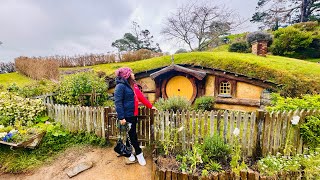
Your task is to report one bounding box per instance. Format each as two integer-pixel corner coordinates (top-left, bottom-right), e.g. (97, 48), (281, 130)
(0, 146), (152, 180)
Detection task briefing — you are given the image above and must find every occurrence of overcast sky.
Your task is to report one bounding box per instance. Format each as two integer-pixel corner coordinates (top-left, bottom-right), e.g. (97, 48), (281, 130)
(0, 0), (259, 62)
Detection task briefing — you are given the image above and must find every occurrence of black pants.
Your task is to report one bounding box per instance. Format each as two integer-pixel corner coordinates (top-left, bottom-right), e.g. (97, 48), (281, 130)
(125, 116), (142, 155)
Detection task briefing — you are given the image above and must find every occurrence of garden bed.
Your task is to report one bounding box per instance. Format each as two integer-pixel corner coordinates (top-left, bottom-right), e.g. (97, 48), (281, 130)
(152, 157), (303, 180)
(0, 132), (45, 148)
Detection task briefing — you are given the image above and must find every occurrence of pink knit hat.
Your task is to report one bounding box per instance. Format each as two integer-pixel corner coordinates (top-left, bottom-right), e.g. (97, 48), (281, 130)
(115, 67), (132, 79)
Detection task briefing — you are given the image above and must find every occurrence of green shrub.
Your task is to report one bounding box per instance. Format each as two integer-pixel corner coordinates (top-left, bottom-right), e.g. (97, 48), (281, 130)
(154, 96), (191, 112)
(266, 93), (320, 111)
(175, 48), (188, 54)
(292, 21), (319, 31)
(258, 155), (284, 176)
(0, 92), (46, 126)
(194, 96), (215, 111)
(270, 26), (313, 57)
(7, 80), (58, 98)
(300, 115), (320, 149)
(246, 31), (273, 45)
(204, 160), (222, 172)
(258, 152), (319, 177)
(56, 72), (108, 106)
(228, 41), (250, 53)
(201, 134), (231, 163)
(176, 144), (203, 174)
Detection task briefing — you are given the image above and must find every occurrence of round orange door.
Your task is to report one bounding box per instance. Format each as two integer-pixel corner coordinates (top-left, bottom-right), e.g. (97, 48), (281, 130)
(166, 76), (194, 101)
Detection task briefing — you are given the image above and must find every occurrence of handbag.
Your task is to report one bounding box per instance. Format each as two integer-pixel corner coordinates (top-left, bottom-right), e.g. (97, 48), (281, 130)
(114, 124), (132, 157)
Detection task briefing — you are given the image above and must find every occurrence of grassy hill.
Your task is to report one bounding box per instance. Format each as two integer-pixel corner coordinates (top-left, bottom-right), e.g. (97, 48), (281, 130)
(0, 72), (34, 89)
(1, 51), (320, 96)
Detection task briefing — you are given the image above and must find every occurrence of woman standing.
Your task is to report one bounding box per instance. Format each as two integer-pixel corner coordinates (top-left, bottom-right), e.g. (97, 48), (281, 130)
(114, 67), (156, 166)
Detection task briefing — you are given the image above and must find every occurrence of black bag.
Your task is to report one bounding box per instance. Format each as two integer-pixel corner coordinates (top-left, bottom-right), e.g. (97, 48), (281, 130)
(114, 125), (132, 157)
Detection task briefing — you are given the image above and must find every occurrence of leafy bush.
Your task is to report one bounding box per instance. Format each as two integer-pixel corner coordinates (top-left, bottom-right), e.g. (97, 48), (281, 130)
(228, 41), (250, 53)
(300, 115), (320, 149)
(266, 93), (320, 111)
(175, 48), (188, 54)
(194, 96), (215, 111)
(158, 127), (180, 156)
(56, 72), (108, 106)
(246, 31), (273, 45)
(258, 151), (320, 178)
(154, 96), (191, 112)
(204, 160), (222, 172)
(176, 144), (203, 174)
(258, 154), (285, 176)
(7, 80), (58, 98)
(270, 22), (320, 59)
(0, 92), (46, 126)
(292, 21), (319, 32)
(270, 26), (314, 58)
(201, 134), (231, 163)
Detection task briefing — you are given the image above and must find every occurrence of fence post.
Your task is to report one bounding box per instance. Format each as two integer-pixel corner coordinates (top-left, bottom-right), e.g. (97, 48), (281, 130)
(254, 110), (265, 160)
(104, 107), (110, 140)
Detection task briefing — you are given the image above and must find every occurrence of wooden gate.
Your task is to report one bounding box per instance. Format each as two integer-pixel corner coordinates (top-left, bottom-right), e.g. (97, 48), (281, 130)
(105, 107), (155, 147)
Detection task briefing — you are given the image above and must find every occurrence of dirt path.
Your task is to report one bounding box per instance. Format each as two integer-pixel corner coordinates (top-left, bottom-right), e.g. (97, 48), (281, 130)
(0, 146), (152, 180)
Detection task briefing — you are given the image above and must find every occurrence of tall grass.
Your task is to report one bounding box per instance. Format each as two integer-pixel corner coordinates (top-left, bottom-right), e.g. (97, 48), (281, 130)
(15, 57), (59, 80)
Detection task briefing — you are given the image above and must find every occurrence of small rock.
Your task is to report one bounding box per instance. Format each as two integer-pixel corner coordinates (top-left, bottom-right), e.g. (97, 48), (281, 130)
(65, 161), (93, 178)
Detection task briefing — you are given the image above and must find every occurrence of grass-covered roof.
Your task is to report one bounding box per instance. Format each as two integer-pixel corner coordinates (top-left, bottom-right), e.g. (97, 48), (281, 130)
(86, 52), (320, 96)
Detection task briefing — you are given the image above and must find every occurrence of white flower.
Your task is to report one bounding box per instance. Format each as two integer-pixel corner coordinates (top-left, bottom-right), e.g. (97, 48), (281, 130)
(177, 126), (184, 132)
(0, 125), (4, 129)
(233, 128), (240, 136)
(0, 132), (7, 138)
(291, 116), (300, 125)
(9, 129), (18, 134)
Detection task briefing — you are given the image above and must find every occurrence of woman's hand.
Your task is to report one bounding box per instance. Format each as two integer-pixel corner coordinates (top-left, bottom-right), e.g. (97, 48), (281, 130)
(119, 119), (126, 125)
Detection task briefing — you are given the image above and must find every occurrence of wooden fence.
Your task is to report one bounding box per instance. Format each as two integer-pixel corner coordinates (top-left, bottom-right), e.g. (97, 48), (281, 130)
(154, 109), (320, 157)
(45, 103), (320, 157)
(46, 104), (154, 146)
(46, 104), (106, 138)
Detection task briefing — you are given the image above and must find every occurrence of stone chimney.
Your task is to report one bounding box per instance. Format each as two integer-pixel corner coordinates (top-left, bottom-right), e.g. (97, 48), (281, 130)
(251, 40), (268, 57)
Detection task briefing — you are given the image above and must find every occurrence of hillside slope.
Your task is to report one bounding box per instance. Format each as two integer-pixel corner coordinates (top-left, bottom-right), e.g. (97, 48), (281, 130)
(1, 52), (319, 96)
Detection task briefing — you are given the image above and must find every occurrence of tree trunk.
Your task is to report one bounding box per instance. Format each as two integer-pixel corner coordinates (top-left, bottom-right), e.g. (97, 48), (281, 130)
(300, 0), (309, 22)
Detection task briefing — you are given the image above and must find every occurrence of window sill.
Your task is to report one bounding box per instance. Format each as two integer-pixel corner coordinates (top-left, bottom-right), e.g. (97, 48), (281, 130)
(218, 94), (232, 98)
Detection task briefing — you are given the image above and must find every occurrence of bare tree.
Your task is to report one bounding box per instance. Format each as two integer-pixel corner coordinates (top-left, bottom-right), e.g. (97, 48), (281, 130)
(161, 1), (241, 51)
(251, 0), (320, 30)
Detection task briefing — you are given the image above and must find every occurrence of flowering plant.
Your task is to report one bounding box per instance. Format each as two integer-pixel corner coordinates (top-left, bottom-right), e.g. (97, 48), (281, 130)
(0, 92), (46, 126)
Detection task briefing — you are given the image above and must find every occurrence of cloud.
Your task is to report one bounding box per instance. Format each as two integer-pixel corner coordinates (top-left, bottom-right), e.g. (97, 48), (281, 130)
(0, 0), (258, 62)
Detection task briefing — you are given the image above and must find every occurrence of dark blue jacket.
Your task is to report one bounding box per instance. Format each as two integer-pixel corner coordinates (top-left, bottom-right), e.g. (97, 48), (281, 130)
(114, 77), (135, 120)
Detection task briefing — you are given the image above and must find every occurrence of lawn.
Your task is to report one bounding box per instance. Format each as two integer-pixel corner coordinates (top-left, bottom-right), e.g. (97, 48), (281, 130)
(0, 72), (34, 89)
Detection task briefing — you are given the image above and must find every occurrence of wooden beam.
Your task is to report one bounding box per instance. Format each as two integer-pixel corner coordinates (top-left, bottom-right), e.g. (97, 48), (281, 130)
(215, 97), (260, 107)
